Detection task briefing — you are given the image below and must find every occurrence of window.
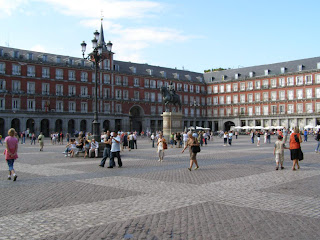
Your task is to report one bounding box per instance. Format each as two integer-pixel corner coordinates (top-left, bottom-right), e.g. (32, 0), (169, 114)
(316, 75), (320, 84)
(157, 81), (163, 89)
(240, 94), (245, 103)
(263, 106), (268, 115)
(240, 83), (245, 91)
(56, 56), (61, 63)
(297, 104), (303, 113)
(219, 96), (224, 104)
(233, 107), (238, 116)
(288, 104), (294, 114)
(233, 83), (238, 91)
(56, 84), (63, 96)
(226, 84), (231, 92)
(115, 90), (122, 99)
(56, 69), (63, 79)
(103, 74), (110, 84)
(248, 107), (253, 116)
(255, 81), (260, 89)
(213, 109), (218, 117)
(12, 64), (21, 75)
(81, 102), (88, 113)
(248, 94), (253, 103)
(196, 85), (200, 93)
(207, 97), (212, 105)
(134, 91), (139, 100)
(240, 107), (245, 115)
(144, 92), (150, 101)
(150, 92), (155, 102)
(207, 109), (212, 117)
(287, 77), (294, 86)
(262, 80), (269, 89)
(306, 103), (312, 113)
(68, 85), (76, 96)
(247, 81), (253, 90)
(0, 79), (6, 91)
(255, 106), (260, 115)
(233, 95), (238, 104)
(271, 92), (277, 101)
(263, 92), (268, 101)
(12, 80), (21, 92)
(288, 90), (294, 100)
(226, 96), (231, 104)
(56, 101), (63, 112)
(144, 79), (149, 88)
(0, 62), (5, 74)
(27, 82), (35, 94)
(213, 86), (218, 93)
(235, 73), (240, 79)
(219, 108), (224, 117)
(134, 78), (140, 87)
(226, 108), (231, 116)
(298, 65), (303, 71)
(190, 85), (194, 92)
(103, 59), (110, 69)
(306, 89), (312, 99)
(115, 76), (122, 85)
(123, 90), (128, 100)
(123, 76), (128, 86)
(296, 76), (303, 85)
(151, 106), (156, 115)
(0, 98), (5, 110)
(207, 86), (212, 94)
(177, 83), (182, 91)
(69, 101), (76, 113)
(12, 98), (20, 110)
(158, 93), (162, 103)
(81, 72), (88, 82)
(296, 89), (303, 99)
(279, 105), (285, 114)
(316, 88), (320, 98)
(305, 75), (312, 84)
(279, 91), (285, 100)
(80, 86), (88, 97)
(92, 73), (96, 82)
(103, 88), (110, 99)
(68, 70), (76, 80)
(281, 67), (286, 74)
(43, 55), (48, 62)
(27, 100), (35, 111)
(27, 66), (35, 77)
(255, 93), (260, 102)
(249, 72), (254, 78)
(279, 78), (285, 87)
(264, 69), (269, 76)
(104, 104), (110, 113)
(158, 106), (163, 114)
(42, 67), (50, 78)
(28, 53), (33, 60)
(184, 95), (189, 104)
(271, 79), (276, 88)
(213, 97), (218, 105)
(42, 83), (50, 95)
(184, 84), (188, 92)
(316, 103), (320, 113)
(220, 85), (225, 93)
(115, 104), (122, 113)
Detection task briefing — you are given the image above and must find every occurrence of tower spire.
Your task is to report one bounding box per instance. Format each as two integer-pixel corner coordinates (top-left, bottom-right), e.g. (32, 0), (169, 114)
(98, 18), (107, 49)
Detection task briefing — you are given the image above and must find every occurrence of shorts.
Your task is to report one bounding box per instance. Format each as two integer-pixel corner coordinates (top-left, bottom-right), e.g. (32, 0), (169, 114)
(275, 153), (284, 164)
(7, 159), (15, 171)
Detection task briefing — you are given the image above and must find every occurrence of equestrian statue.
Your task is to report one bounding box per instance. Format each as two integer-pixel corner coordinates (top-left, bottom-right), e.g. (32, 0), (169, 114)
(160, 81), (182, 111)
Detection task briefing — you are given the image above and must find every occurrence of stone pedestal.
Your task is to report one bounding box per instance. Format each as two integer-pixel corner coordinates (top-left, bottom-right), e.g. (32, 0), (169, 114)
(162, 112), (183, 142)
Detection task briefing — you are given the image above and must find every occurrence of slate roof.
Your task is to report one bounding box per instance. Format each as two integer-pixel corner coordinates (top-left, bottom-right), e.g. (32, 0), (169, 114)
(204, 57), (320, 84)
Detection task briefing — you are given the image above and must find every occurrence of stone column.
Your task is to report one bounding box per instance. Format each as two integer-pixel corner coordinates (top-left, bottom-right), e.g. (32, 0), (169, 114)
(162, 112), (183, 141)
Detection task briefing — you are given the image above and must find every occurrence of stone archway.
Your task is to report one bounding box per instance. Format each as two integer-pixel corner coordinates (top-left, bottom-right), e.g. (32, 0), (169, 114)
(40, 119), (50, 137)
(80, 120), (87, 133)
(224, 121), (235, 131)
(103, 120), (110, 132)
(0, 118), (4, 136)
(55, 119), (63, 133)
(68, 119), (75, 136)
(26, 118), (35, 133)
(129, 105), (144, 132)
(11, 118), (20, 133)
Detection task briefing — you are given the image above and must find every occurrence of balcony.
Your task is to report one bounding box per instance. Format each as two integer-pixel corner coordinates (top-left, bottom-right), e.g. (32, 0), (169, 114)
(42, 91), (50, 96)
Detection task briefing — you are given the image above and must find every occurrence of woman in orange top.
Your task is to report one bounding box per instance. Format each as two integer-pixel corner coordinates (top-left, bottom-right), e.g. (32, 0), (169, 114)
(289, 127), (303, 171)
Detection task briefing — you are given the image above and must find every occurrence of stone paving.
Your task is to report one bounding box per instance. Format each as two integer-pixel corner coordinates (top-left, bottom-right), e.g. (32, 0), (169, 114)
(0, 135), (320, 239)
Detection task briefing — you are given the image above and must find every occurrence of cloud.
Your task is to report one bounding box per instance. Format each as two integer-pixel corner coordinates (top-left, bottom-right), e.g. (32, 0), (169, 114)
(0, 0), (29, 17)
(30, 44), (46, 53)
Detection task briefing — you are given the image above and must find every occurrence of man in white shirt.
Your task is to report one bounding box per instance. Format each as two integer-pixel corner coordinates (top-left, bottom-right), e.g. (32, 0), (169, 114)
(108, 132), (122, 168)
(89, 139), (99, 158)
(183, 132), (188, 148)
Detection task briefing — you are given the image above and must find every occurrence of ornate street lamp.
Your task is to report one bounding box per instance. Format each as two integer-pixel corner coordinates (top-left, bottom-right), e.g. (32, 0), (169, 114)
(81, 29), (112, 142)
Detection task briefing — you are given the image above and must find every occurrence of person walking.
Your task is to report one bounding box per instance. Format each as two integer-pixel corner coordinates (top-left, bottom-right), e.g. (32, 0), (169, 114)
(267, 130), (271, 143)
(123, 132), (128, 150)
(157, 134), (166, 161)
(235, 131), (238, 140)
(257, 131), (261, 146)
(228, 131), (233, 146)
(151, 133), (155, 148)
(273, 135), (288, 170)
(183, 132), (188, 148)
(315, 130), (320, 153)
(133, 132), (138, 149)
(31, 133), (36, 145)
(250, 130), (255, 144)
(304, 129), (308, 142)
(108, 132), (122, 168)
(4, 128), (19, 181)
(223, 131), (228, 146)
(289, 127), (303, 171)
(182, 132), (200, 171)
(99, 131), (111, 167)
(38, 132), (44, 151)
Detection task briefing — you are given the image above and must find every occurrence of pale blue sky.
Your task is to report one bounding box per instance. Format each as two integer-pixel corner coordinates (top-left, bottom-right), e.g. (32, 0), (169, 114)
(0, 0), (319, 73)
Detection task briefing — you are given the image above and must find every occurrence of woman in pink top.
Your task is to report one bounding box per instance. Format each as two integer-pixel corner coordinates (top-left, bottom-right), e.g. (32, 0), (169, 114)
(4, 128), (18, 181)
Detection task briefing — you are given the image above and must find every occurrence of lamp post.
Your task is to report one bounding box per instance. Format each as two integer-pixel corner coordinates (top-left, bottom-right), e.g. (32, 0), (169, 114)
(81, 30), (112, 142)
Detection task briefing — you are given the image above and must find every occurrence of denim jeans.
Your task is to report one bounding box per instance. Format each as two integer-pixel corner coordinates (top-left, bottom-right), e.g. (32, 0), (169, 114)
(251, 137), (254, 144)
(100, 148), (110, 167)
(109, 151), (122, 167)
(7, 159), (15, 171)
(316, 142), (320, 152)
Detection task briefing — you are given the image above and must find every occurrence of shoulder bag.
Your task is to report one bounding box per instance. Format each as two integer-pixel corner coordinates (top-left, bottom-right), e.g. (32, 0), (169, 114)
(191, 140), (201, 153)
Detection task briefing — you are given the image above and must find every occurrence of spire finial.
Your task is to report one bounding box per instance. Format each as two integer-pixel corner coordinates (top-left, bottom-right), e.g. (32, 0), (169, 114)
(101, 10), (104, 21)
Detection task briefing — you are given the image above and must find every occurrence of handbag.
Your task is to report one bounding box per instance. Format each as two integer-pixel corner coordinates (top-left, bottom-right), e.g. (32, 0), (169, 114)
(191, 140), (201, 153)
(298, 148), (304, 161)
(163, 141), (167, 149)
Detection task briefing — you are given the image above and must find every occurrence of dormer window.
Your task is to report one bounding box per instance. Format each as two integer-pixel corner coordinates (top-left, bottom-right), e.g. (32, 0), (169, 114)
(146, 69), (153, 76)
(160, 71), (166, 78)
(196, 76), (203, 82)
(69, 58), (74, 65)
(129, 66), (136, 73)
(211, 77), (215, 82)
(264, 69), (269, 76)
(114, 64), (120, 71)
(249, 71), (255, 78)
(43, 55), (47, 62)
(317, 62), (320, 69)
(28, 53), (33, 60)
(14, 51), (19, 58)
(235, 73), (240, 79)
(56, 56), (61, 63)
(185, 75), (191, 81)
(173, 73), (179, 79)
(0, 49), (3, 57)
(298, 65), (304, 71)
(281, 67), (286, 74)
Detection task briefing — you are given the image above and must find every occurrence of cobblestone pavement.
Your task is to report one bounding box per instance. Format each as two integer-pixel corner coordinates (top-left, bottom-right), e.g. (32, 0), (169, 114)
(0, 135), (319, 240)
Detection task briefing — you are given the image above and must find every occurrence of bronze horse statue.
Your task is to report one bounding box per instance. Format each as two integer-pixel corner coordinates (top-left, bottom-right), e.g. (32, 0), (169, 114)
(160, 86), (182, 111)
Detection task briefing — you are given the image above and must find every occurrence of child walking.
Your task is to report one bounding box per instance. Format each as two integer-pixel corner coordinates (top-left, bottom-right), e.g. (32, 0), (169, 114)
(273, 135), (288, 170)
(4, 128), (19, 181)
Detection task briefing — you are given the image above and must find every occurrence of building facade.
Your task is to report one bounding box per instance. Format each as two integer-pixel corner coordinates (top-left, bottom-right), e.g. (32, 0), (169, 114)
(204, 58), (320, 131)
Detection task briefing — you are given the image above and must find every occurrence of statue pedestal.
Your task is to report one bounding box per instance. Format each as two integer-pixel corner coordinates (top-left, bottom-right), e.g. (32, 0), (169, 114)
(162, 112), (183, 142)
